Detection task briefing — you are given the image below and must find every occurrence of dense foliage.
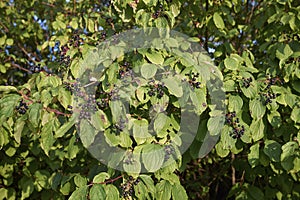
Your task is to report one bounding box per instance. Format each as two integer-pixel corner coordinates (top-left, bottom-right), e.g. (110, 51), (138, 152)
(0, 0), (300, 199)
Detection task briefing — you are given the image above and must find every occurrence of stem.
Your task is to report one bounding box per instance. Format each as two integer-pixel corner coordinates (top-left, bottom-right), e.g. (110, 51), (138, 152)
(18, 44), (40, 63)
(0, 21), (9, 32)
(231, 153), (236, 185)
(205, 0), (209, 52)
(18, 90), (71, 117)
(87, 175), (123, 187)
(11, 63), (31, 73)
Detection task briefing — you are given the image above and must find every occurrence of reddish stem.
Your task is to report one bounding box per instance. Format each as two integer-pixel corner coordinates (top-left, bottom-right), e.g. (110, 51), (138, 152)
(18, 91), (71, 117)
(87, 175), (123, 187)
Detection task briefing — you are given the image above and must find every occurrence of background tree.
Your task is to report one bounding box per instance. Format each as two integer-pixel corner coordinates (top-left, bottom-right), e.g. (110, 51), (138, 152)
(0, 0), (300, 199)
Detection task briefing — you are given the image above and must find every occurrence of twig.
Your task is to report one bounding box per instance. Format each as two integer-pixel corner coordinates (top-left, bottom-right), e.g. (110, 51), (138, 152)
(11, 63), (31, 73)
(204, 0), (209, 52)
(41, 2), (55, 7)
(18, 90), (71, 117)
(239, 170), (245, 186)
(18, 44), (40, 63)
(0, 21), (9, 33)
(87, 175), (123, 187)
(46, 107), (71, 117)
(231, 153), (236, 185)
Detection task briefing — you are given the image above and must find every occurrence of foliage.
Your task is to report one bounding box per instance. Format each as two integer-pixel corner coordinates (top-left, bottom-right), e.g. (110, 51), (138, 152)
(0, 0), (300, 199)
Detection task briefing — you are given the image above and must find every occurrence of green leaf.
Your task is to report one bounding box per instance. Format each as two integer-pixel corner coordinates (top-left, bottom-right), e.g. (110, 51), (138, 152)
(263, 140), (281, 162)
(58, 87), (72, 109)
(136, 87), (150, 103)
(133, 119), (151, 145)
(280, 141), (298, 171)
(142, 144), (165, 172)
(267, 111), (281, 128)
(156, 180), (172, 200)
(154, 113), (168, 134)
(123, 155), (141, 174)
(213, 13), (225, 29)
(247, 185), (265, 200)
(249, 98), (266, 119)
(189, 88), (207, 115)
(6, 38), (13, 46)
(250, 119), (265, 142)
(291, 107), (300, 123)
(141, 63), (157, 79)
(207, 116), (224, 136)
(14, 118), (24, 143)
(142, 0), (158, 6)
(171, 183), (188, 200)
(34, 170), (50, 189)
(70, 19), (78, 29)
(55, 116), (75, 138)
(134, 181), (149, 199)
(162, 76), (183, 97)
(110, 100), (124, 122)
(105, 185), (120, 200)
(80, 120), (97, 147)
(90, 110), (110, 131)
(0, 94), (20, 117)
(228, 95), (243, 112)
(0, 85), (17, 92)
(140, 175), (156, 196)
(170, 3), (180, 17)
(104, 130), (120, 146)
(74, 174), (87, 188)
(155, 17), (169, 28)
(68, 186), (88, 200)
(67, 135), (80, 160)
(248, 143), (260, 168)
(93, 172), (110, 183)
(224, 57), (238, 70)
(276, 44), (293, 60)
(40, 120), (55, 156)
(146, 51), (164, 65)
(119, 132), (132, 148)
(29, 103), (42, 128)
(20, 177), (34, 199)
(90, 184), (106, 200)
(88, 18), (95, 33)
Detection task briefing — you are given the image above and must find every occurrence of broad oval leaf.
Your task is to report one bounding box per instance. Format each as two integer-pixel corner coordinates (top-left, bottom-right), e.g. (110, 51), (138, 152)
(142, 144), (165, 172)
(213, 13), (225, 29)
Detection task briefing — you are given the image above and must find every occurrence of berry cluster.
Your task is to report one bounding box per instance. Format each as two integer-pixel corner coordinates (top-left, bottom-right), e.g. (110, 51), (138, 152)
(265, 74), (284, 89)
(225, 111), (245, 139)
(69, 33), (83, 48)
(152, 4), (163, 19)
(117, 62), (133, 79)
(261, 74), (283, 105)
(184, 72), (201, 89)
(78, 94), (98, 120)
(120, 176), (140, 198)
(63, 81), (81, 95)
(29, 64), (43, 73)
(15, 99), (28, 114)
(67, 105), (73, 114)
(262, 92), (276, 104)
(59, 45), (71, 67)
(148, 82), (165, 98)
(96, 86), (119, 109)
(124, 153), (135, 165)
(241, 77), (252, 88)
(164, 144), (175, 161)
(112, 118), (127, 134)
(101, 31), (107, 40)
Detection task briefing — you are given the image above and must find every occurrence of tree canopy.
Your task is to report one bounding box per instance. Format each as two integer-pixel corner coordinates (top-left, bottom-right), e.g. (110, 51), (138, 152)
(0, 0), (300, 199)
